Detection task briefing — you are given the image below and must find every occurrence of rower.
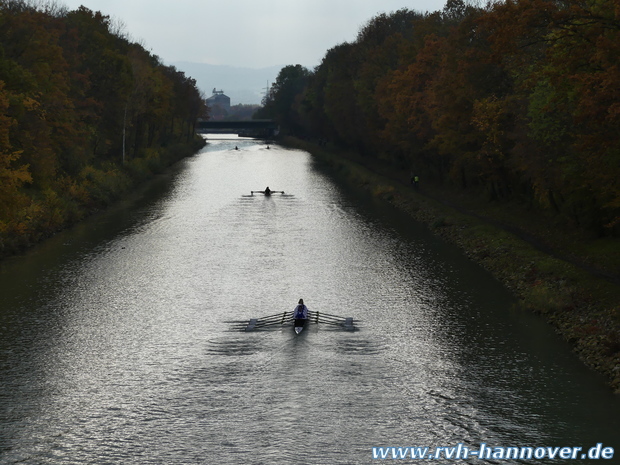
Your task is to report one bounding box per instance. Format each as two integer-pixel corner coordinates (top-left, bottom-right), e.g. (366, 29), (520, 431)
(264, 186), (271, 195)
(293, 298), (308, 325)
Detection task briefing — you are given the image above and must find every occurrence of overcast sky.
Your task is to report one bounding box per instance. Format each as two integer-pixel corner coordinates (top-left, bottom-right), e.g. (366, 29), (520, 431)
(60, 0), (448, 69)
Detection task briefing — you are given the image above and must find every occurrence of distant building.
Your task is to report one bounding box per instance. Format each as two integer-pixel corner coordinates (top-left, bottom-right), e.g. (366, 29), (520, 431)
(206, 89), (231, 120)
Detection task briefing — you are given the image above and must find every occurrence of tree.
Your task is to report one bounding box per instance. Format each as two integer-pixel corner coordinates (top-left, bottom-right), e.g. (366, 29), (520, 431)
(0, 1), (208, 254)
(480, 0), (620, 230)
(0, 82), (32, 222)
(255, 64), (310, 134)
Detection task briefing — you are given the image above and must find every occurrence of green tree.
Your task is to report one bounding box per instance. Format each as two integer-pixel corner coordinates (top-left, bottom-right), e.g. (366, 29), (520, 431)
(255, 64), (310, 134)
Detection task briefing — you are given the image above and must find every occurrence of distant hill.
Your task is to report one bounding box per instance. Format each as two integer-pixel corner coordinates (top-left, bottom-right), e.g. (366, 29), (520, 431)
(173, 62), (284, 105)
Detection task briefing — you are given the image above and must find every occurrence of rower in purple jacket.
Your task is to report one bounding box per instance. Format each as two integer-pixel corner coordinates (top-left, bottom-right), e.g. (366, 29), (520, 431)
(293, 298), (309, 331)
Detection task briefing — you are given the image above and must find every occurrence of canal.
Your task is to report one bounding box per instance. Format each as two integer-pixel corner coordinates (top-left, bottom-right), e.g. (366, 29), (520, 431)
(0, 136), (618, 464)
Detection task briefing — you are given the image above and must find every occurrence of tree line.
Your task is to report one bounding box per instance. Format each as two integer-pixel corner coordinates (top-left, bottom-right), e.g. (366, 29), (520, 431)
(258, 0), (620, 236)
(0, 1), (207, 256)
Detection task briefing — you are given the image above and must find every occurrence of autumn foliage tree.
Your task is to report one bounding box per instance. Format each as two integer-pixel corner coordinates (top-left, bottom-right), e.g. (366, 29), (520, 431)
(0, 1), (207, 256)
(478, 0), (620, 230)
(269, 0), (619, 236)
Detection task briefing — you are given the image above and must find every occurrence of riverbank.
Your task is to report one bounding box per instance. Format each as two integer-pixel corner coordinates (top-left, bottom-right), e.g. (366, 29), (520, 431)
(0, 137), (206, 260)
(283, 137), (620, 393)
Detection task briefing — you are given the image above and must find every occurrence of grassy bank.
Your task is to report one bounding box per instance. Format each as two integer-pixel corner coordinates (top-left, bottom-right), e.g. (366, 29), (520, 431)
(284, 137), (620, 394)
(0, 137), (206, 259)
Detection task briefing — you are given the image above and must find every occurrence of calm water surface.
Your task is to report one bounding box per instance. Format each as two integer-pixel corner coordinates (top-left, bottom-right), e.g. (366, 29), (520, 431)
(0, 136), (618, 464)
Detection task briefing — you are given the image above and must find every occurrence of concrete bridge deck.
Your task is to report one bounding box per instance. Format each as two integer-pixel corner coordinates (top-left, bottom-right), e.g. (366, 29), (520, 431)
(196, 120), (278, 137)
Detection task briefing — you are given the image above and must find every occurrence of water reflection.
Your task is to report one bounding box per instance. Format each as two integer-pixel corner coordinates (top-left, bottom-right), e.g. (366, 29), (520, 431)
(0, 135), (618, 464)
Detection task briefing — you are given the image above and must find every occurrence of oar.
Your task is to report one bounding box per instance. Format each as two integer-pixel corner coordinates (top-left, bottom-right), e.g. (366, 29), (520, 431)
(253, 320), (291, 328)
(250, 190), (285, 195)
(317, 321), (347, 327)
(239, 312), (289, 330)
(256, 312), (288, 321)
(315, 313), (342, 320)
(255, 315), (287, 323)
(252, 312), (290, 326)
(249, 315), (294, 328)
(313, 311), (357, 327)
(313, 311), (345, 323)
(252, 311), (289, 320)
(314, 311), (349, 319)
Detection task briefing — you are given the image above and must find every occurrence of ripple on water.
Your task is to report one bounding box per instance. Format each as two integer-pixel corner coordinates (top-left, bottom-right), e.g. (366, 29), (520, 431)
(1, 140), (620, 464)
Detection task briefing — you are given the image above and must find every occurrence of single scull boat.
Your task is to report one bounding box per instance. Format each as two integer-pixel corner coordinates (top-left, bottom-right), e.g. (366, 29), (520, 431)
(251, 188), (284, 196)
(294, 318), (306, 334)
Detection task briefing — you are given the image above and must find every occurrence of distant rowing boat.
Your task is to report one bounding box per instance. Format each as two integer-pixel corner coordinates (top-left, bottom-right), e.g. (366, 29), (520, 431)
(251, 190), (284, 196)
(233, 311), (356, 333)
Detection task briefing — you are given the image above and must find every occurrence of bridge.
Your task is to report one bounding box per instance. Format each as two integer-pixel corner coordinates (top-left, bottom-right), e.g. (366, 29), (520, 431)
(196, 119), (279, 138)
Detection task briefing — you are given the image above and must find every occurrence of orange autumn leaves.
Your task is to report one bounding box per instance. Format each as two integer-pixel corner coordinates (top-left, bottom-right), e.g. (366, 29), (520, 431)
(277, 0), (620, 233)
(0, 3), (207, 255)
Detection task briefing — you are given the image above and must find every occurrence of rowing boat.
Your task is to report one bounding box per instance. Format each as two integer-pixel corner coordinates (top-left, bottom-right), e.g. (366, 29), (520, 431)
(236, 310), (356, 332)
(294, 318), (307, 334)
(251, 190), (284, 196)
